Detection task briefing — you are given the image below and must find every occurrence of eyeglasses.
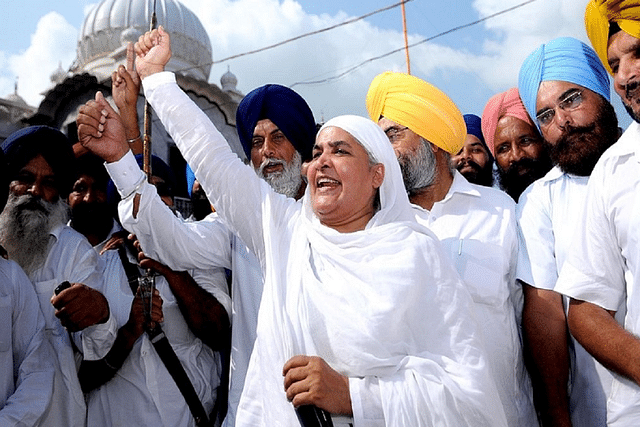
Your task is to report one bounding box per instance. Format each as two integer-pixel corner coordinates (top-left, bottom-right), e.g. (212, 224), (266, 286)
(384, 126), (409, 142)
(536, 90), (584, 127)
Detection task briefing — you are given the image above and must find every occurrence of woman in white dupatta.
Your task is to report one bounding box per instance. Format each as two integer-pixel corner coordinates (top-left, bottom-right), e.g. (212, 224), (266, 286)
(77, 27), (508, 427)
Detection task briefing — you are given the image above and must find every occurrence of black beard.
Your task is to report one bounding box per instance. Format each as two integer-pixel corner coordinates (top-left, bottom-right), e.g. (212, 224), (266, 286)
(190, 189), (212, 221)
(550, 100), (619, 176)
(498, 155), (553, 202)
(457, 159), (495, 187)
(623, 80), (640, 124)
(624, 102), (640, 124)
(70, 202), (114, 242)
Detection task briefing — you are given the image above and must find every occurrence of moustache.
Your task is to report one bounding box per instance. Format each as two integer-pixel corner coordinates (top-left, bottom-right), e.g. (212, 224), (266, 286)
(556, 122), (597, 148)
(625, 80), (640, 101)
(457, 159), (481, 172)
(14, 194), (49, 213)
(258, 158), (286, 175)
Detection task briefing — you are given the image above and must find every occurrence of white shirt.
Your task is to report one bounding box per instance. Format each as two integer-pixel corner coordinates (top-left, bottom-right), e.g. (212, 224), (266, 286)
(103, 160), (258, 427)
(29, 224), (117, 427)
(556, 121), (640, 426)
(81, 207), (229, 426)
(518, 165), (611, 426)
(139, 72), (509, 427)
(415, 171), (537, 427)
(0, 258), (55, 425)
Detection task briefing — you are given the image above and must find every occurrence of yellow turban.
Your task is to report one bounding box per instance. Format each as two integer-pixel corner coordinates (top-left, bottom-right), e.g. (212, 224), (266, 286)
(585, 0), (640, 74)
(366, 71), (466, 155)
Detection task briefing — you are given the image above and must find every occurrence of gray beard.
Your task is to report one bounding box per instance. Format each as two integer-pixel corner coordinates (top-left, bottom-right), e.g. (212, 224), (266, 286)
(255, 151), (303, 198)
(398, 138), (437, 193)
(0, 193), (69, 277)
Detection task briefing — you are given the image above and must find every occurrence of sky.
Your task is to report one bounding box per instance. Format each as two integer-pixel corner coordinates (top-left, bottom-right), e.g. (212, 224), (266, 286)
(0, 0), (632, 129)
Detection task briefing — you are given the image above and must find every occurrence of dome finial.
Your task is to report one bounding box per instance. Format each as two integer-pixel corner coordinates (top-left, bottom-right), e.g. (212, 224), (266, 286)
(221, 66), (238, 92)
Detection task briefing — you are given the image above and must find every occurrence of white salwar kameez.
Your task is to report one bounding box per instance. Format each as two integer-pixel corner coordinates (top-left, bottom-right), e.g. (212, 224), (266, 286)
(29, 224), (117, 427)
(0, 258), (55, 425)
(140, 71), (508, 427)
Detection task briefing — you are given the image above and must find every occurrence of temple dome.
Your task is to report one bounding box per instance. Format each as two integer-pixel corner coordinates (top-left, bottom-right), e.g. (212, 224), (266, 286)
(75, 0), (212, 81)
(221, 67), (238, 92)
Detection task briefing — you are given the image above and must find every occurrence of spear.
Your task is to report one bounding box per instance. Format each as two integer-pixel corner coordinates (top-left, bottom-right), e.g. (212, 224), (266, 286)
(142, 0), (157, 181)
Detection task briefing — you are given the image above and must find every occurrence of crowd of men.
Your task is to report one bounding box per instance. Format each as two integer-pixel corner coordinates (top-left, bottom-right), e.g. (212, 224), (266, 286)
(2, 0), (640, 425)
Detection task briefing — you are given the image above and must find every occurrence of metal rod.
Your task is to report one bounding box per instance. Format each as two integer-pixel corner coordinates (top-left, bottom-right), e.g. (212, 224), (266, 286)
(142, 0), (157, 181)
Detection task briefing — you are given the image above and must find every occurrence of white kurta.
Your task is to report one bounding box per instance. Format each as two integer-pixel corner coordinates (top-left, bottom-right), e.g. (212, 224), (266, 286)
(517, 165), (613, 426)
(556, 121), (640, 426)
(414, 170), (537, 427)
(83, 218), (228, 426)
(101, 167), (256, 427)
(140, 71), (508, 427)
(28, 224), (117, 427)
(0, 258), (55, 425)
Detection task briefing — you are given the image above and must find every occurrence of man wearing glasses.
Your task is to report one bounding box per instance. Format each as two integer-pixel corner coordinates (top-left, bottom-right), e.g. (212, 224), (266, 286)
(553, 2), (640, 425)
(366, 72), (538, 427)
(516, 36), (619, 427)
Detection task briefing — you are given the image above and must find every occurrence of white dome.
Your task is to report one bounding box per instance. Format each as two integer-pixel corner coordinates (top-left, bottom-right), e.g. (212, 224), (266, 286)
(220, 67), (238, 92)
(76, 0), (212, 81)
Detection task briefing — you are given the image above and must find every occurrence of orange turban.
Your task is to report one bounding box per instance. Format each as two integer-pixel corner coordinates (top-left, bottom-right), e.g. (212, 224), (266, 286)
(481, 88), (534, 156)
(585, 0), (640, 74)
(365, 72), (466, 155)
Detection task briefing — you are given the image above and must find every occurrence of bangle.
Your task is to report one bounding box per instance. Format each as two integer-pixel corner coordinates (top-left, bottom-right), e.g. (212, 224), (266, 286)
(127, 135), (141, 144)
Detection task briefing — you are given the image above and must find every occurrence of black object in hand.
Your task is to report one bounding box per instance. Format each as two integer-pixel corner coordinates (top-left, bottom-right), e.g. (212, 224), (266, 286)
(54, 281), (71, 295)
(295, 405), (333, 427)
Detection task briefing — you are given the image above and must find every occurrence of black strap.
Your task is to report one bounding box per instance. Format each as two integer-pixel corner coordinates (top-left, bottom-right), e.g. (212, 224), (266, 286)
(117, 246), (142, 295)
(147, 326), (211, 426)
(295, 405), (334, 427)
(116, 245), (211, 426)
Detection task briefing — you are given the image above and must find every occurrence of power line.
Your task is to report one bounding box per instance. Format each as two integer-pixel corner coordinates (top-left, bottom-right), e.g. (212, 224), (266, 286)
(178, 0), (413, 74)
(290, 0), (539, 88)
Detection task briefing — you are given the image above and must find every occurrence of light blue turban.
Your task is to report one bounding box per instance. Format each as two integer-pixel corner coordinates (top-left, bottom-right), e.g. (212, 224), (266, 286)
(518, 37), (610, 129)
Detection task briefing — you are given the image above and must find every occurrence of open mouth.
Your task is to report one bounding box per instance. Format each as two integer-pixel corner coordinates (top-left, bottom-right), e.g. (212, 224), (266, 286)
(316, 177), (340, 189)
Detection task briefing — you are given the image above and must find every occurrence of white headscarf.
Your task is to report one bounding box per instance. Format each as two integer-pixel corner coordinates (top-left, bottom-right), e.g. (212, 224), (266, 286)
(306, 115), (414, 229)
(237, 115), (507, 427)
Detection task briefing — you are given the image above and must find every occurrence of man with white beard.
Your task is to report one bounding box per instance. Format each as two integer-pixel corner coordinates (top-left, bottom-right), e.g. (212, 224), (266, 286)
(366, 71), (538, 427)
(0, 125), (116, 427)
(98, 71), (316, 426)
(0, 147), (56, 425)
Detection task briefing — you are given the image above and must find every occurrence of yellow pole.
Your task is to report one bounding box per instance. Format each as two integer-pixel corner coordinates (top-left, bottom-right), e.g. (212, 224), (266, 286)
(401, 0), (410, 75)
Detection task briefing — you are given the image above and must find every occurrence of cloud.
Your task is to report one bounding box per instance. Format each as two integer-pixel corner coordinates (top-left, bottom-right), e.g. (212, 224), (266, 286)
(4, 0), (615, 125)
(3, 12), (77, 107)
(177, 0), (594, 121)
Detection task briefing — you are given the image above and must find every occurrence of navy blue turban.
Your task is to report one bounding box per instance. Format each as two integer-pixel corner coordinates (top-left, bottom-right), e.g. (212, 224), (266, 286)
(1, 125), (75, 198)
(0, 150), (7, 211)
(518, 37), (610, 130)
(134, 154), (177, 198)
(236, 84), (316, 161)
(463, 114), (493, 160)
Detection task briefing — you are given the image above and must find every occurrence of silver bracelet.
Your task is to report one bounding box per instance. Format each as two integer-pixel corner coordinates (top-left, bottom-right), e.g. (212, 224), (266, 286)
(126, 135), (141, 144)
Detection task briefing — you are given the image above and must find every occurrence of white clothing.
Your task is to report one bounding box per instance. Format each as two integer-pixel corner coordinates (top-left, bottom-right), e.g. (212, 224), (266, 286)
(83, 216), (228, 426)
(102, 164), (254, 426)
(556, 121), (640, 426)
(517, 166), (611, 426)
(0, 258), (55, 425)
(414, 170), (537, 427)
(140, 72), (508, 427)
(29, 224), (117, 427)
